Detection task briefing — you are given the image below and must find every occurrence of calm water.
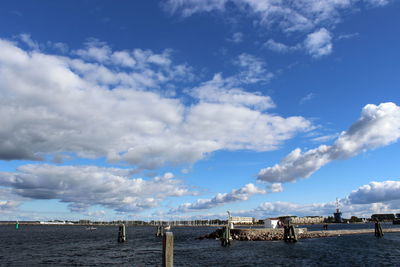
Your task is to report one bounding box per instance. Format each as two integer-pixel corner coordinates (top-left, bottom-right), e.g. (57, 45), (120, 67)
(1, 224), (400, 266)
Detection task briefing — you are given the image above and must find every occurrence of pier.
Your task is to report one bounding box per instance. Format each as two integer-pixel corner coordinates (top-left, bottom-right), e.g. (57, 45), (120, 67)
(200, 227), (400, 241)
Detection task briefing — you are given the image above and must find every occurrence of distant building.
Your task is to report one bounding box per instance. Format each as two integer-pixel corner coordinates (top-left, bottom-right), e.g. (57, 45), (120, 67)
(230, 216), (253, 224)
(78, 219), (91, 224)
(39, 221), (73, 225)
(291, 216), (324, 224)
(276, 216), (324, 224)
(371, 214), (395, 221)
(264, 218), (280, 229)
(334, 209), (342, 223)
(334, 198), (342, 223)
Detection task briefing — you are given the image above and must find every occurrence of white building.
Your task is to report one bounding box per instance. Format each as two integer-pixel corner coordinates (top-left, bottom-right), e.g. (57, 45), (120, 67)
(264, 218), (280, 229)
(291, 216), (324, 224)
(230, 216), (254, 224)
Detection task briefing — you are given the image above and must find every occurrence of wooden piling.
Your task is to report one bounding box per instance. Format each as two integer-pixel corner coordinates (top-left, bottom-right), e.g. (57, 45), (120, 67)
(220, 226), (231, 246)
(118, 224), (126, 243)
(156, 226), (160, 236)
(374, 221), (384, 237)
(283, 221), (297, 242)
(156, 226), (165, 237)
(163, 232), (174, 267)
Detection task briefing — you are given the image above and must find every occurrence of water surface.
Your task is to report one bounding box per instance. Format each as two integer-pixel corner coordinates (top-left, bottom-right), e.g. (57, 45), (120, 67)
(1, 224), (399, 266)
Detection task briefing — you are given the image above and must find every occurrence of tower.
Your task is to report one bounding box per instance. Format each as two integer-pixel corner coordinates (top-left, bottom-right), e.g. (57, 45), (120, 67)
(333, 198), (342, 223)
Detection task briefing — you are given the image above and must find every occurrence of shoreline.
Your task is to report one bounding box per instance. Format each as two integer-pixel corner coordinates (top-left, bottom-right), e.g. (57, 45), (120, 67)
(199, 227), (400, 241)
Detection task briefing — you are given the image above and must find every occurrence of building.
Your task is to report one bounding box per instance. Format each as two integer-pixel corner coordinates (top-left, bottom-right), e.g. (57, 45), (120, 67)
(333, 198), (343, 223)
(264, 218), (280, 229)
(230, 216), (254, 224)
(371, 214), (395, 221)
(291, 216), (324, 224)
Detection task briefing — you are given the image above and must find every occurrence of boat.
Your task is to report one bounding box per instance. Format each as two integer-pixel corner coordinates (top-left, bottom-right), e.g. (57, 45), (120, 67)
(86, 226), (97, 230)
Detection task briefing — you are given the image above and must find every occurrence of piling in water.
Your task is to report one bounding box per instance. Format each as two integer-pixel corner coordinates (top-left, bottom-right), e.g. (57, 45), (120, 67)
(283, 220), (297, 242)
(118, 224), (126, 243)
(220, 226), (231, 246)
(163, 232), (173, 267)
(156, 226), (164, 237)
(374, 222), (384, 237)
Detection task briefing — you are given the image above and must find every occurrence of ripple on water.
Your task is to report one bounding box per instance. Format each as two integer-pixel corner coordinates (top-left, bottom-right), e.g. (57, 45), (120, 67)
(1, 225), (400, 266)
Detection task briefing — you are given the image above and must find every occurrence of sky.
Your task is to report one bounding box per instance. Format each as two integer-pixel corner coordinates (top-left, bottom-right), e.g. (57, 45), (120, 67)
(0, 0), (400, 222)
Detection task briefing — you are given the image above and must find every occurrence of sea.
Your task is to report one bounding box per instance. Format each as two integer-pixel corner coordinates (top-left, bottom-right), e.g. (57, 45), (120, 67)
(1, 223), (400, 266)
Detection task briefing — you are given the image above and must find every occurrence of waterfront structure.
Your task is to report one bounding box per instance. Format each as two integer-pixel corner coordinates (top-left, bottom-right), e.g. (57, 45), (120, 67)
(264, 218), (279, 229)
(230, 216), (254, 224)
(276, 216), (324, 224)
(371, 214), (395, 221)
(39, 221), (73, 225)
(334, 198), (343, 223)
(291, 216), (324, 224)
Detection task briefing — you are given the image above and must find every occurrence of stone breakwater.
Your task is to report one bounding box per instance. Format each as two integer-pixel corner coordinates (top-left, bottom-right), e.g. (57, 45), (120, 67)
(198, 228), (400, 241)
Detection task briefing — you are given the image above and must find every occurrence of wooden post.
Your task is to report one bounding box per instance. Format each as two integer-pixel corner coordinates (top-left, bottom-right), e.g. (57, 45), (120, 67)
(156, 225), (166, 237)
(221, 211), (232, 246)
(118, 224), (126, 243)
(289, 225), (298, 242)
(284, 220), (297, 242)
(163, 232), (174, 267)
(220, 226), (231, 246)
(374, 221), (384, 237)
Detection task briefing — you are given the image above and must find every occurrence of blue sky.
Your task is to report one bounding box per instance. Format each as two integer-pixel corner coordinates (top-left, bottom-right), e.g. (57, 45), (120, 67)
(0, 0), (400, 221)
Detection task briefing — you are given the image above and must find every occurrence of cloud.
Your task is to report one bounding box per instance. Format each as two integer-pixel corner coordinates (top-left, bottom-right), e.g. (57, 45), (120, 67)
(337, 32), (360, 40)
(47, 41), (69, 53)
(163, 0), (228, 17)
(166, 0), (392, 57)
(0, 37), (311, 169)
(233, 53), (274, 84)
(228, 32), (244, 43)
(74, 39), (112, 62)
(311, 133), (339, 143)
(304, 28), (333, 57)
(250, 179), (400, 218)
(258, 102), (400, 183)
(0, 164), (191, 213)
(299, 93), (315, 104)
(0, 200), (21, 211)
(251, 201), (335, 218)
(169, 183), (266, 213)
(264, 39), (300, 53)
(165, 1), (392, 33)
(18, 33), (40, 50)
(269, 183), (283, 193)
(189, 73), (275, 111)
(348, 181), (400, 204)
(86, 210), (107, 217)
(365, 0), (392, 6)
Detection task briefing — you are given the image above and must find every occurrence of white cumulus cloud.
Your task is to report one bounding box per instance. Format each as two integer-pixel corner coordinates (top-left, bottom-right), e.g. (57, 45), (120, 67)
(348, 181), (400, 204)
(0, 164), (191, 213)
(0, 37), (311, 169)
(258, 102), (400, 183)
(304, 28), (333, 57)
(169, 183), (266, 213)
